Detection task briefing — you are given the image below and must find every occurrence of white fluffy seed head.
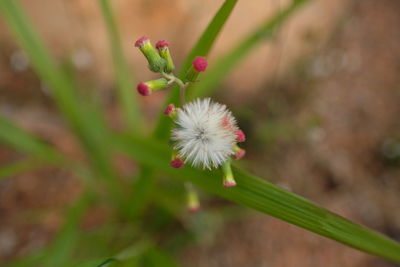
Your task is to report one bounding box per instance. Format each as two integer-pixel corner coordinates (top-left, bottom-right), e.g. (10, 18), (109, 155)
(172, 98), (239, 170)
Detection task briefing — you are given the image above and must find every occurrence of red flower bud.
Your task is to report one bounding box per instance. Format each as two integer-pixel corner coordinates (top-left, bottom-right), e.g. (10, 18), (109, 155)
(164, 104), (175, 115)
(234, 148), (246, 160)
(134, 36), (149, 47)
(170, 157), (185, 168)
(223, 180), (237, 188)
(235, 130), (246, 142)
(188, 205), (200, 213)
(155, 40), (169, 49)
(137, 82), (151, 96)
(192, 57), (208, 72)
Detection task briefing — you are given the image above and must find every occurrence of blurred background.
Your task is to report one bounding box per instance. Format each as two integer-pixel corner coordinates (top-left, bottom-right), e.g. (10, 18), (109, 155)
(1, 0), (400, 266)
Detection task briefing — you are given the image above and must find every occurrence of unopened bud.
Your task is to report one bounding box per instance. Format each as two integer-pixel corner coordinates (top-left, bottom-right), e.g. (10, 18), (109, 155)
(233, 146), (246, 160)
(235, 129), (246, 142)
(222, 161), (236, 188)
(184, 56), (208, 82)
(135, 36), (166, 73)
(164, 103), (177, 119)
(136, 78), (168, 96)
(186, 183), (200, 213)
(156, 40), (175, 73)
(170, 155), (185, 168)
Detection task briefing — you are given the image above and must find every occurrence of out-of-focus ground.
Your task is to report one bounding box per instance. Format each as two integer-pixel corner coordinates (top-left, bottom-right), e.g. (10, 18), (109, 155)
(1, 0), (400, 266)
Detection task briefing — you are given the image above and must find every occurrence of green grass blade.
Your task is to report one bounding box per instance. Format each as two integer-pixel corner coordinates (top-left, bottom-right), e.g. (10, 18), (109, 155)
(127, 166), (155, 219)
(154, 0), (238, 139)
(75, 241), (152, 267)
(0, 0), (122, 199)
(189, 0), (310, 99)
(0, 1), (81, 127)
(0, 117), (95, 187)
(0, 158), (45, 179)
(98, 0), (142, 133)
(115, 135), (400, 263)
(42, 192), (92, 267)
(140, 247), (179, 267)
(0, 115), (60, 161)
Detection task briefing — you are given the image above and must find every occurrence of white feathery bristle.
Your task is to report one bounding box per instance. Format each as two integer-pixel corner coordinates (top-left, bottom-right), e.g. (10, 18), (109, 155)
(172, 98), (238, 169)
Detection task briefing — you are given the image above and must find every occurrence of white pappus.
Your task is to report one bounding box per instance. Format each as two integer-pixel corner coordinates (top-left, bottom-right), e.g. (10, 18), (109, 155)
(172, 98), (239, 170)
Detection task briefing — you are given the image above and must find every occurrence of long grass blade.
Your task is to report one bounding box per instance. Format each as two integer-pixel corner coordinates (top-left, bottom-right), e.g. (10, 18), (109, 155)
(127, 166), (154, 219)
(0, 0), (122, 199)
(0, 158), (45, 179)
(98, 0), (142, 133)
(189, 0), (310, 99)
(116, 135), (400, 263)
(42, 192), (92, 267)
(0, 115), (60, 161)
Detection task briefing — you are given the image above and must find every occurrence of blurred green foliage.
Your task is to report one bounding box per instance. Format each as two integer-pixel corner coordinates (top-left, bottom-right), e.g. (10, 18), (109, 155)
(0, 0), (400, 266)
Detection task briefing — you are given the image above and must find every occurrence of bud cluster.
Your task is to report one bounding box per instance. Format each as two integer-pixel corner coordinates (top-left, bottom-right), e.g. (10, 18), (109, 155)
(135, 36), (207, 97)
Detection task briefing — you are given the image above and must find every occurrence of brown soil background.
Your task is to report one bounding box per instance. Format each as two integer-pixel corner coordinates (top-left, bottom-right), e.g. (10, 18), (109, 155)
(0, 0), (400, 266)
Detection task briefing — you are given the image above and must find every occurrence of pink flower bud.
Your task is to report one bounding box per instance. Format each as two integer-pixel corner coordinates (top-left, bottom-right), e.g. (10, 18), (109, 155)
(136, 78), (168, 96)
(137, 82), (151, 96)
(223, 180), (237, 188)
(170, 157), (185, 168)
(164, 104), (175, 115)
(155, 40), (169, 49)
(192, 57), (208, 72)
(134, 36), (150, 47)
(222, 161), (236, 188)
(235, 130), (246, 142)
(188, 205), (200, 213)
(234, 148), (246, 160)
(186, 183), (200, 212)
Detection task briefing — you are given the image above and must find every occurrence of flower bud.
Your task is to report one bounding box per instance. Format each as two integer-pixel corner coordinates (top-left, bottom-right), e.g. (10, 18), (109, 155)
(235, 129), (246, 142)
(233, 146), (246, 160)
(186, 183), (200, 213)
(156, 40), (175, 73)
(170, 154), (185, 168)
(184, 56), (208, 82)
(135, 36), (166, 73)
(136, 78), (168, 96)
(222, 161), (236, 188)
(164, 103), (177, 119)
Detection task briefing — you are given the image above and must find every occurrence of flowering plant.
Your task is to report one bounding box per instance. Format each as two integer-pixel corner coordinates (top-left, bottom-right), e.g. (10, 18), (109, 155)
(135, 36), (248, 210)
(0, 0), (399, 265)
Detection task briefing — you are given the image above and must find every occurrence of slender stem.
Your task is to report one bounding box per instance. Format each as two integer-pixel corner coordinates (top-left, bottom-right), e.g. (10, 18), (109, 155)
(162, 72), (188, 105)
(179, 83), (188, 105)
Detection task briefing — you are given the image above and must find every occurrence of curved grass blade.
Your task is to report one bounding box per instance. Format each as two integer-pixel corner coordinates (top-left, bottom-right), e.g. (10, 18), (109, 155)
(98, 0), (142, 133)
(0, 0), (123, 200)
(154, 0), (238, 139)
(116, 135), (400, 263)
(75, 241), (152, 267)
(0, 158), (46, 180)
(41, 192), (92, 267)
(127, 166), (155, 220)
(0, 115), (60, 162)
(189, 0), (310, 100)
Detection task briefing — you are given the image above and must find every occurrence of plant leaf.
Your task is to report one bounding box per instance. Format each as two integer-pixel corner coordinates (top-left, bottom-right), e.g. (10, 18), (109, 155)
(115, 135), (400, 263)
(189, 0), (310, 99)
(42, 192), (92, 267)
(0, 115), (60, 161)
(98, 0), (142, 133)
(0, 158), (46, 180)
(0, 0), (123, 200)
